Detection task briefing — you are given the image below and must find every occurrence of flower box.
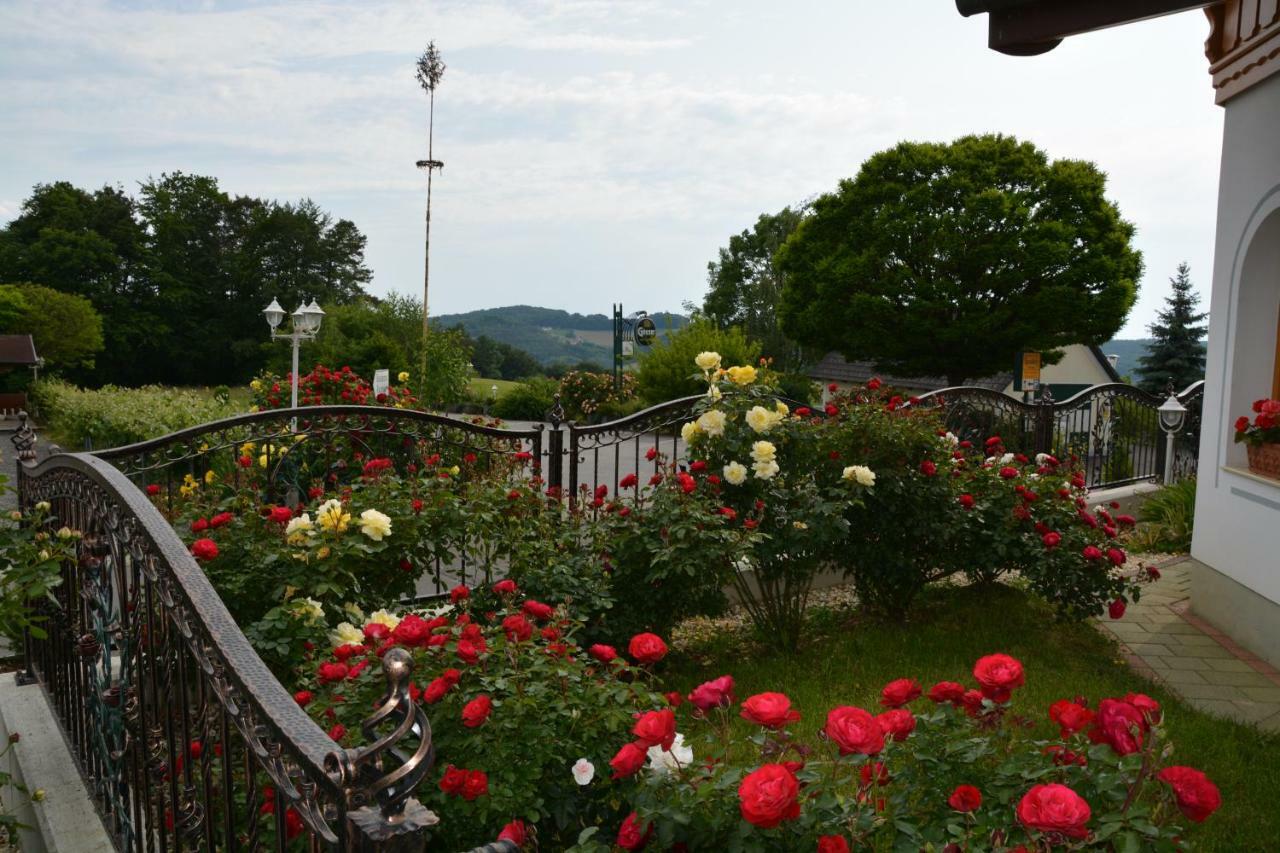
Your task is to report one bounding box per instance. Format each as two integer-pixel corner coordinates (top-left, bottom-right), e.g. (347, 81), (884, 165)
(1247, 442), (1280, 480)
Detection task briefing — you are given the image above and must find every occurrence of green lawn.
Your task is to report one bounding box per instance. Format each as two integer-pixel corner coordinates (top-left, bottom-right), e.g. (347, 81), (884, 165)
(665, 582), (1279, 851)
(467, 378), (521, 399)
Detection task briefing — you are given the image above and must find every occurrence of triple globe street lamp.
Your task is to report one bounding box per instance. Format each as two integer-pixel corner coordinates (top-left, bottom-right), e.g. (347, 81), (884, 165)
(263, 297), (326, 411)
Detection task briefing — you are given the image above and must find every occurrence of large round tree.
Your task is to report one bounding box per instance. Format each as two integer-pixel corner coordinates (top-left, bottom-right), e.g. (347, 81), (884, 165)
(778, 134), (1141, 387)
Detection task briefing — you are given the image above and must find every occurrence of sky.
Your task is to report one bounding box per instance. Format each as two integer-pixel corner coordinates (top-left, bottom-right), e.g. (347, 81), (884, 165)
(0, 0), (1223, 338)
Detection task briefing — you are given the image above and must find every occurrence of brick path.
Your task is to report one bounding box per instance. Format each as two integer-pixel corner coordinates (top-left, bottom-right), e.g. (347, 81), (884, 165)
(1098, 557), (1280, 732)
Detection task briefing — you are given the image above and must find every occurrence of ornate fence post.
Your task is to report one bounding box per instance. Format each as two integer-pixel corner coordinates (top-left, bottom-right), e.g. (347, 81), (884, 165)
(11, 411), (40, 686)
(328, 648), (437, 852)
(1034, 388), (1055, 456)
(544, 394), (565, 496)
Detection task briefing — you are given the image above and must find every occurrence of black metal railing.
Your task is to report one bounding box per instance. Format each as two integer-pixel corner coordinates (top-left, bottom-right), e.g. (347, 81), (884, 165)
(907, 381), (1205, 489)
(13, 418), (518, 852)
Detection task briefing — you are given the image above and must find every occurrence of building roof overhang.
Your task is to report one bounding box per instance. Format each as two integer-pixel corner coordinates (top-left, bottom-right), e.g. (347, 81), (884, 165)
(957, 0), (1219, 55)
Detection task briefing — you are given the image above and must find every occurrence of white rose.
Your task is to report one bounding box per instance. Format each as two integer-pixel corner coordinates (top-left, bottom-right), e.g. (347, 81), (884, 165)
(368, 609), (401, 631)
(752, 459), (780, 480)
(1001, 453), (1015, 465)
(750, 440), (776, 463)
(696, 409), (727, 437)
(34, 501), (50, 512)
(285, 513), (314, 538)
(330, 621), (364, 648)
(571, 758), (595, 786)
(745, 406), (778, 434)
(694, 351), (722, 372)
(680, 421), (700, 443)
(647, 733), (693, 774)
(359, 508), (393, 541)
(723, 461), (748, 485)
(943, 432), (959, 446)
(1035, 452), (1051, 465)
(842, 465), (875, 487)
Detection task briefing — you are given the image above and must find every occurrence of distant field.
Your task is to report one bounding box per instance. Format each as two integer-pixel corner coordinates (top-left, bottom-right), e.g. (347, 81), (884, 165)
(467, 378), (521, 399)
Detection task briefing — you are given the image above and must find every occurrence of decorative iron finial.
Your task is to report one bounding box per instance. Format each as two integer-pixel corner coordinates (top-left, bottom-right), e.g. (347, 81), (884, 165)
(11, 411), (37, 463)
(328, 648), (438, 849)
(548, 393), (565, 428)
(1165, 380), (1177, 398)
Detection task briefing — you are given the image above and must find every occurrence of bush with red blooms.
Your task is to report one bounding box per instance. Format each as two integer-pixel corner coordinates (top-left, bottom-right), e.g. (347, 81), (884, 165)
(1233, 397), (1280, 446)
(293, 590), (667, 851)
(564, 653), (1218, 851)
(250, 364), (417, 411)
(557, 370), (638, 421)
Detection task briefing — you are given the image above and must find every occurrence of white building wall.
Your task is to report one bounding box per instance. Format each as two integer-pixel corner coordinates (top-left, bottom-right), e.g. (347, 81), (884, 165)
(998, 345), (1115, 398)
(1191, 71), (1280, 665)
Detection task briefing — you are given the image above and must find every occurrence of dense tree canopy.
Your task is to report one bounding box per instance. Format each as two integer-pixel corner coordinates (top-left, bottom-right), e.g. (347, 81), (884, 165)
(778, 135), (1142, 386)
(0, 283), (104, 371)
(1136, 262), (1207, 394)
(0, 175), (371, 386)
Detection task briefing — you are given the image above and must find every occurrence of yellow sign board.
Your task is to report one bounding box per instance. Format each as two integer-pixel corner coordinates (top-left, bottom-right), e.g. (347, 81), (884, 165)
(1021, 352), (1042, 386)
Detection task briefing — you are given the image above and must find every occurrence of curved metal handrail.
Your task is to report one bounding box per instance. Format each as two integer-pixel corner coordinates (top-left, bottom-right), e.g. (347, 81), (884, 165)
(567, 395), (702, 439)
(911, 380), (1206, 413)
(20, 451), (346, 841)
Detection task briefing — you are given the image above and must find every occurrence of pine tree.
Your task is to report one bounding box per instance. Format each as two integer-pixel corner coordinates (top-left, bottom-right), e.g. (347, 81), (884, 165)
(1136, 262), (1208, 394)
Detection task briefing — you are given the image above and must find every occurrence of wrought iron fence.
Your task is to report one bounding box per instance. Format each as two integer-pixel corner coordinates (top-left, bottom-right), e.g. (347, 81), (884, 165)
(564, 395), (699, 506)
(906, 381), (1205, 490)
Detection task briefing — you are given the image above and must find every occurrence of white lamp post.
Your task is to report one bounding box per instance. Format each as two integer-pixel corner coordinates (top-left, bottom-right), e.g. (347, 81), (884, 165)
(1158, 391), (1188, 485)
(264, 296), (324, 414)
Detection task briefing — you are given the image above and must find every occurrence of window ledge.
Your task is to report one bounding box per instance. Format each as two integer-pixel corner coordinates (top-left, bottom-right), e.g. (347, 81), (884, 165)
(1223, 465), (1280, 491)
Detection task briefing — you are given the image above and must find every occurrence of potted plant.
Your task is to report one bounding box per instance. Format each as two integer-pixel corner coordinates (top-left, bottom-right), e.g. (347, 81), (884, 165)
(1233, 398), (1280, 479)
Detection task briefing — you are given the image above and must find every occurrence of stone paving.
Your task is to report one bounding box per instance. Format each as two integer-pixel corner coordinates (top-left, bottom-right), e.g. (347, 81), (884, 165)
(1097, 557), (1280, 732)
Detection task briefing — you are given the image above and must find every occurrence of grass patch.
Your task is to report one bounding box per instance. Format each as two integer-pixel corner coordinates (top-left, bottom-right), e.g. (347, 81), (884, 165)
(665, 582), (1279, 851)
(466, 378), (521, 399)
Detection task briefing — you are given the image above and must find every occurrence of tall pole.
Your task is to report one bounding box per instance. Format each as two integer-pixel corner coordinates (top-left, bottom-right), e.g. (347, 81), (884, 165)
(415, 43), (446, 401)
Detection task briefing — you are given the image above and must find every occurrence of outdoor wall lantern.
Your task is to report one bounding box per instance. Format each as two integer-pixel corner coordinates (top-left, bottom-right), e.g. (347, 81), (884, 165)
(1158, 391), (1187, 484)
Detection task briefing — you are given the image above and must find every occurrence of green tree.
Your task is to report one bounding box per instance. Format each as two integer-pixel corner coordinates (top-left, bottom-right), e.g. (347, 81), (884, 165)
(635, 319), (760, 404)
(419, 326), (471, 410)
(778, 135), (1142, 387)
(0, 283), (104, 370)
(704, 206), (815, 370)
(1135, 262), (1208, 394)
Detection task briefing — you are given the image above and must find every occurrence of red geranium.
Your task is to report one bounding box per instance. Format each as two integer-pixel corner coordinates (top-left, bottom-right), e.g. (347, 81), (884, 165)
(1157, 766), (1221, 822)
(823, 706), (884, 756)
(628, 632), (668, 665)
(880, 678), (921, 708)
(948, 784), (982, 812)
(738, 763), (801, 829)
(740, 693), (801, 729)
(1016, 783), (1091, 839)
(972, 653), (1024, 703)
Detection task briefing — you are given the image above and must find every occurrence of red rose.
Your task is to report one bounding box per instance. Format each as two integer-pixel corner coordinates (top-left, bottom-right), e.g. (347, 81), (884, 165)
(362, 622), (390, 643)
(497, 820), (527, 846)
(867, 377), (881, 390)
(688, 675), (735, 711)
(294, 690), (313, 707)
(972, 654), (1024, 703)
(609, 742), (647, 779)
(588, 643), (617, 663)
(738, 763), (802, 829)
(664, 691), (684, 707)
(209, 512), (234, 528)
(1049, 699), (1095, 737)
(823, 706), (884, 756)
(858, 761), (890, 788)
(422, 677), (451, 704)
(332, 643), (366, 661)
(456, 639), (482, 664)
(460, 769), (488, 801)
(191, 518), (209, 533)
(522, 600), (555, 621)
(317, 661), (348, 683)
(493, 579), (518, 596)
(880, 678), (921, 708)
(1108, 599), (1126, 619)
(461, 695), (492, 728)
(1017, 783), (1091, 839)
(920, 459), (937, 476)
(948, 784), (982, 812)
(740, 693), (801, 729)
(328, 723), (346, 741)
(411, 498), (423, 514)
(190, 538), (218, 561)
(1082, 545), (1103, 561)
(1090, 698), (1145, 755)
(999, 466), (1018, 479)
(449, 585), (470, 604)
(628, 632), (668, 665)
(1157, 766), (1221, 822)
(146, 484), (161, 496)
(392, 614), (431, 647)
(825, 403), (839, 416)
(1044, 744), (1088, 767)
(617, 811), (652, 851)
(795, 406), (811, 416)
(875, 708), (915, 741)
(818, 837), (850, 853)
(620, 473), (638, 488)
(268, 505), (292, 524)
(1107, 547), (1126, 566)
(632, 709), (676, 750)
(927, 681), (966, 704)
(502, 614), (532, 643)
(959, 493), (975, 509)
(1123, 693), (1161, 725)
(1042, 531), (1062, 549)
(645, 446), (658, 461)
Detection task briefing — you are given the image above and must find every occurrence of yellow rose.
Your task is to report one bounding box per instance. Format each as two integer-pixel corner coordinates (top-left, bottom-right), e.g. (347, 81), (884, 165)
(369, 609), (401, 631)
(316, 499), (350, 534)
(774, 400), (789, 417)
(723, 461), (748, 485)
(696, 409), (727, 437)
(694, 351), (721, 372)
(680, 421), (701, 443)
(726, 365), (757, 386)
(842, 465), (876, 487)
(745, 405), (782, 434)
(752, 458), (780, 480)
(359, 508), (393, 541)
(204, 469), (216, 484)
(250, 379), (262, 391)
(330, 621), (364, 648)
(398, 371), (410, 383)
(750, 440), (776, 463)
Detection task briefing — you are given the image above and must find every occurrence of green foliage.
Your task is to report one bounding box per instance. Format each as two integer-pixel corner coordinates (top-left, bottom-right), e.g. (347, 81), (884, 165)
(279, 293), (422, 381)
(32, 379), (240, 449)
(0, 176), (370, 386)
(1132, 478), (1197, 553)
(0, 494), (75, 646)
(492, 378), (558, 421)
(419, 326), (472, 410)
(778, 134), (1142, 386)
(456, 328), (542, 381)
(557, 371), (637, 421)
(635, 320), (760, 404)
(704, 206), (816, 371)
(0, 283), (104, 370)
(1136, 262), (1207, 394)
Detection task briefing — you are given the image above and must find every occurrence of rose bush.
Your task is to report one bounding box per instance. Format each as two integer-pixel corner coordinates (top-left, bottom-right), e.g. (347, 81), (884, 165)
(250, 363), (417, 410)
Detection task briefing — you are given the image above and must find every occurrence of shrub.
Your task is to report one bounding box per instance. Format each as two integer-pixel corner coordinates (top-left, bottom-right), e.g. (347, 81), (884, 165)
(1131, 477), (1196, 553)
(0, 490), (76, 647)
(636, 320), (760, 404)
(32, 379), (239, 449)
(578, 653), (1221, 851)
(419, 326), (472, 411)
(492, 378), (558, 421)
(557, 370), (636, 421)
(250, 364), (417, 409)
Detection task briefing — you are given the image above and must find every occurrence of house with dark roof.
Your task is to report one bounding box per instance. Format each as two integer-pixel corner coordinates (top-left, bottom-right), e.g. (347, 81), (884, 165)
(809, 343), (1121, 400)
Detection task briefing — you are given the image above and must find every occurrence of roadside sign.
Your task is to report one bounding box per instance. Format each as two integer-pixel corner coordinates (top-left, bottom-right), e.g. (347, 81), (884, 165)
(634, 317), (657, 346)
(373, 369), (389, 397)
(1020, 352), (1041, 388)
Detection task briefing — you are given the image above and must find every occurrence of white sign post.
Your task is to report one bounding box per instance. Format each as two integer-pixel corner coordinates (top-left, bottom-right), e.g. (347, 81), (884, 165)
(373, 369), (389, 398)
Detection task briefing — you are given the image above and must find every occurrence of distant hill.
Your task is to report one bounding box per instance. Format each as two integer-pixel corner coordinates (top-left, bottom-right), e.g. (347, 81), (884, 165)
(434, 305), (690, 366)
(1100, 339), (1154, 378)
